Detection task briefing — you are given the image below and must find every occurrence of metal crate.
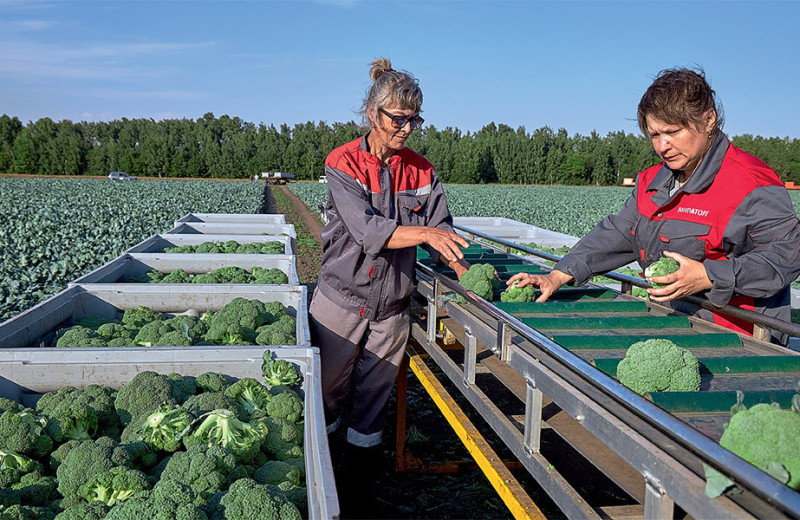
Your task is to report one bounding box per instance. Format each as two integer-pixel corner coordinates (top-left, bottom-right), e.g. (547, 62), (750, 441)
(126, 234), (294, 256)
(0, 346), (338, 520)
(70, 253), (299, 286)
(0, 284), (310, 348)
(174, 212), (286, 226)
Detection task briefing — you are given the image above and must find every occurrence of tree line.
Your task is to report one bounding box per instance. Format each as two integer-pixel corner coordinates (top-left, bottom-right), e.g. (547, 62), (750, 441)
(1, 113), (798, 185)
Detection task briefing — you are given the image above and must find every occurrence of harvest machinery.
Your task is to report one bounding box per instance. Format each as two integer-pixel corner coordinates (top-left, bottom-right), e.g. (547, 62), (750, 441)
(407, 224), (800, 519)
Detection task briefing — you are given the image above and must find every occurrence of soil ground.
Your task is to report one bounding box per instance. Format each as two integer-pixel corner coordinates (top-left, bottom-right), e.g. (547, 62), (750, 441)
(258, 184), (562, 520)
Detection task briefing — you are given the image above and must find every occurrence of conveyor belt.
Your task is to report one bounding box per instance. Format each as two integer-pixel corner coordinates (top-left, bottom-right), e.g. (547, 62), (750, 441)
(412, 238), (800, 519)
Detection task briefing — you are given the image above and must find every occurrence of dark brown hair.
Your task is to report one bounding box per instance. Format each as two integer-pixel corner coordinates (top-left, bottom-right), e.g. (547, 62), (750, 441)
(637, 68), (724, 136)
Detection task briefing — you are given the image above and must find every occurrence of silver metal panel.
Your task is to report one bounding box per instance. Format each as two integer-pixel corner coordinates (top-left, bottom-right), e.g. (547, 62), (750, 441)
(70, 253), (299, 285)
(0, 284), (310, 348)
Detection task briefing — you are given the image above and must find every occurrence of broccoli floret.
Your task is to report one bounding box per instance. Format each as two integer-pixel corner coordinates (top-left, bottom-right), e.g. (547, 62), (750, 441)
(204, 477), (301, 520)
(114, 371), (195, 427)
(250, 267), (289, 285)
(252, 460), (302, 487)
(181, 393), (245, 421)
(223, 379), (271, 418)
(132, 320), (178, 347)
(36, 385), (119, 437)
(55, 327), (107, 348)
(644, 256), (680, 288)
(104, 479), (208, 520)
(43, 403), (98, 442)
(121, 306), (162, 328)
(210, 267), (251, 284)
(195, 373), (235, 394)
(255, 329), (295, 346)
(158, 269), (193, 284)
(55, 436), (140, 506)
(158, 443), (237, 505)
(191, 273), (221, 284)
(0, 410), (53, 459)
(265, 389), (303, 423)
(261, 352), (300, 389)
(53, 501), (110, 520)
(194, 242), (222, 254)
(259, 241), (286, 254)
(458, 263), (500, 302)
(0, 449), (37, 477)
(719, 403), (800, 489)
(47, 440), (81, 473)
(184, 410), (267, 462)
(155, 330), (194, 347)
(136, 405), (194, 452)
(616, 339), (701, 395)
(221, 240), (240, 254)
(0, 503), (59, 520)
(0, 399), (20, 416)
(80, 466), (151, 506)
(500, 279), (537, 303)
(261, 417), (302, 459)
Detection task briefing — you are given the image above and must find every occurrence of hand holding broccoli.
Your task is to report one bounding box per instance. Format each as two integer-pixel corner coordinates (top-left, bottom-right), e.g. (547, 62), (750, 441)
(505, 270), (573, 303)
(646, 252), (712, 303)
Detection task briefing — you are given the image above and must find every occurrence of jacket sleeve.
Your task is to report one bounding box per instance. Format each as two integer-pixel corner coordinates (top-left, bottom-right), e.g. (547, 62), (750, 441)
(554, 191), (640, 285)
(325, 163), (398, 258)
(704, 185), (800, 306)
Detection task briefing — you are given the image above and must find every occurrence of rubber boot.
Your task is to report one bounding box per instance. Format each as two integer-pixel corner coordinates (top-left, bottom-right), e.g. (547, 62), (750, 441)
(336, 443), (385, 519)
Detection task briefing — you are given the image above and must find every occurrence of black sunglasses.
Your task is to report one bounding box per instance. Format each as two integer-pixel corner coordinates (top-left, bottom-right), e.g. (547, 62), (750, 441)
(379, 108), (424, 130)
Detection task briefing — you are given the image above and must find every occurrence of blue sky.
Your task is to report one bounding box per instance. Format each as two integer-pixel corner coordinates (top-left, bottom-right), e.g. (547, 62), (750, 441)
(1, 0), (798, 138)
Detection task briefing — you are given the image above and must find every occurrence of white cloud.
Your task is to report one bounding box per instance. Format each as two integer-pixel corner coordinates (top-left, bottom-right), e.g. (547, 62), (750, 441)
(16, 19), (53, 30)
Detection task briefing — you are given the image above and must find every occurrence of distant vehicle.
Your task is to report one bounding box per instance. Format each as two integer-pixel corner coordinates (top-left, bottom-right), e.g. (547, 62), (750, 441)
(261, 171), (295, 185)
(108, 171), (137, 181)
(318, 175), (328, 184)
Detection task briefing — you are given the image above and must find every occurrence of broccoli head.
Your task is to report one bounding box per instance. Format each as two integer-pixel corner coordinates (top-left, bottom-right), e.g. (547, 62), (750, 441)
(644, 256), (680, 288)
(250, 267), (289, 285)
(43, 403), (98, 442)
(121, 306), (162, 328)
(719, 403), (800, 489)
(500, 280), (536, 303)
(80, 466), (151, 506)
(0, 399), (20, 415)
(191, 273), (221, 284)
(164, 315), (208, 342)
(115, 371), (195, 426)
(261, 417), (303, 459)
(210, 266), (251, 284)
(158, 443), (237, 505)
(158, 269), (193, 284)
(52, 501), (110, 520)
(181, 393), (245, 421)
(265, 389), (304, 423)
(0, 410), (53, 459)
(96, 323), (135, 345)
(103, 479), (208, 520)
(184, 410), (267, 462)
(261, 352), (300, 389)
(55, 327), (107, 348)
(458, 263), (500, 302)
(203, 298), (271, 345)
(205, 477), (302, 520)
(195, 373), (235, 394)
(252, 460), (302, 487)
(616, 339), (701, 395)
(37, 385), (119, 436)
(194, 241), (222, 253)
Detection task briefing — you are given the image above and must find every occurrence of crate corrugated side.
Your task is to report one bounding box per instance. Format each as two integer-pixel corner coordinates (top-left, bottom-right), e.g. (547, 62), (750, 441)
(127, 234), (294, 255)
(0, 284), (310, 348)
(165, 222), (297, 238)
(70, 253), (299, 285)
(0, 346), (338, 520)
(175, 212), (286, 225)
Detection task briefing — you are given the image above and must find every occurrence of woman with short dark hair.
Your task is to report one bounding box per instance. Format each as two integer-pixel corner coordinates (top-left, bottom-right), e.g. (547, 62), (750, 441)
(509, 68), (800, 345)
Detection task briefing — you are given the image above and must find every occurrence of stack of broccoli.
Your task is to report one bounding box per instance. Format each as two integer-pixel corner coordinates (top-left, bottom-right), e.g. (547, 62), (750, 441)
(0, 352), (306, 519)
(164, 240), (285, 255)
(52, 298), (297, 348)
(124, 266), (289, 285)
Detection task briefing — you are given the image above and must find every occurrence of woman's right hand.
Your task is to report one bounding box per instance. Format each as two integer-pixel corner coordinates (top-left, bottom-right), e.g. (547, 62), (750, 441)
(507, 270), (573, 302)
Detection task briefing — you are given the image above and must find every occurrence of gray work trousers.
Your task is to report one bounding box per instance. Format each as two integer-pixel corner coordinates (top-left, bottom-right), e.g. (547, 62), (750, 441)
(309, 289), (410, 447)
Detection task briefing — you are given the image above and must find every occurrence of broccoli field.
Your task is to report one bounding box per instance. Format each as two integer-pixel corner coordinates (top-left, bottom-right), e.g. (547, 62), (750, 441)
(0, 177), (267, 323)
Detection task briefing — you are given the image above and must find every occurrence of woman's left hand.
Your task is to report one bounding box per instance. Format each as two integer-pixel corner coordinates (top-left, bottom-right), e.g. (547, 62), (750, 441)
(647, 251), (713, 302)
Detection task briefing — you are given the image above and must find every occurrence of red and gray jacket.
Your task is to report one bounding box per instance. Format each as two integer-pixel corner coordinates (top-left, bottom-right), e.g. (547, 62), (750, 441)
(555, 132), (800, 343)
(317, 135), (456, 321)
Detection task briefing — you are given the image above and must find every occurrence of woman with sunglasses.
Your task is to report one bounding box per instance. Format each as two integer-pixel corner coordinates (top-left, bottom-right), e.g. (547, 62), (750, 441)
(309, 57), (469, 514)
